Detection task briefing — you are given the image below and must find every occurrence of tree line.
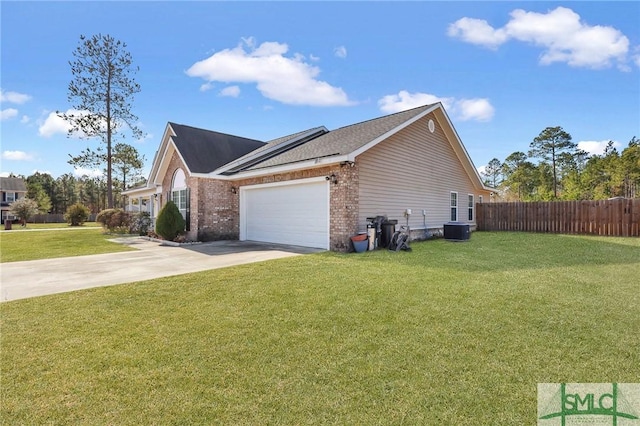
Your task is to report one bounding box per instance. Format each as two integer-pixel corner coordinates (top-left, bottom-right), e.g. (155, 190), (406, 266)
(9, 165), (145, 216)
(482, 126), (640, 201)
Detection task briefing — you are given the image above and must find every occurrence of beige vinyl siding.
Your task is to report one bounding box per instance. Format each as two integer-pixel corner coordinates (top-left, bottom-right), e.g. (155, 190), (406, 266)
(357, 113), (489, 231)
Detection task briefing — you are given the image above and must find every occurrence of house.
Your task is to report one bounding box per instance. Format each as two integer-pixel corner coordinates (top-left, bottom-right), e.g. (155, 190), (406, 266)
(124, 103), (492, 251)
(1, 177), (28, 224)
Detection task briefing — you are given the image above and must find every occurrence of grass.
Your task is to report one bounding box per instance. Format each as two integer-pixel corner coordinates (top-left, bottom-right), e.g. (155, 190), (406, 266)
(1, 232), (638, 424)
(2, 221), (102, 230)
(0, 227), (135, 262)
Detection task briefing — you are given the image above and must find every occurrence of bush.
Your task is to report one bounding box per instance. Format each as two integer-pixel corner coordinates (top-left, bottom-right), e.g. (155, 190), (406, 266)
(130, 211), (152, 236)
(96, 208), (131, 233)
(64, 203), (90, 226)
(155, 201), (185, 241)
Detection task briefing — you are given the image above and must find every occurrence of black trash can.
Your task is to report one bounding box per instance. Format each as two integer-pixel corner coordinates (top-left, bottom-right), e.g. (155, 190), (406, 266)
(380, 220), (398, 248)
(4, 220), (12, 231)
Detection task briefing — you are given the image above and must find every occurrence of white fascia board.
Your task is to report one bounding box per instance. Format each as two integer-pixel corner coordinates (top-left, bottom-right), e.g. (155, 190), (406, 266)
(189, 172), (211, 178)
(434, 107), (490, 191)
(213, 126), (329, 175)
(240, 175), (328, 190)
(122, 185), (161, 197)
(151, 139), (192, 186)
(209, 155), (349, 181)
(148, 124), (175, 185)
(347, 103), (440, 161)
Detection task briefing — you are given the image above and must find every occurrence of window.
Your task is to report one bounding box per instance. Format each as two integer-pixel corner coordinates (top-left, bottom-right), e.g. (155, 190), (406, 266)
(171, 169), (188, 220)
(172, 189), (187, 212)
(468, 194), (474, 221)
(6, 192), (15, 203)
(450, 192), (458, 222)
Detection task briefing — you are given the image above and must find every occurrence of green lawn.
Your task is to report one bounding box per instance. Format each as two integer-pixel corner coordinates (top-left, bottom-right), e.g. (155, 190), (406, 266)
(2, 221), (102, 230)
(0, 227), (135, 262)
(1, 232), (638, 424)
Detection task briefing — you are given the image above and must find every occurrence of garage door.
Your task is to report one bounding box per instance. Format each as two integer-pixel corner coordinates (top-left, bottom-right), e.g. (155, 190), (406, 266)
(240, 179), (329, 249)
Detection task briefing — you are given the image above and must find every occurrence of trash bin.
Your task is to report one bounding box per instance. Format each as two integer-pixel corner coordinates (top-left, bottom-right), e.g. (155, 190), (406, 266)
(4, 220), (12, 231)
(366, 215), (386, 249)
(380, 219), (398, 248)
(367, 225), (376, 250)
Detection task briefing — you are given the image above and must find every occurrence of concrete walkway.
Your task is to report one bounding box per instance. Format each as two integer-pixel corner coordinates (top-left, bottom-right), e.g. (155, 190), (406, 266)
(1, 238), (322, 302)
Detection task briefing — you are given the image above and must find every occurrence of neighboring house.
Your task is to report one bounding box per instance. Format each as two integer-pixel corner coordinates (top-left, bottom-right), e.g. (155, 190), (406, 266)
(124, 103), (492, 251)
(1, 177), (28, 224)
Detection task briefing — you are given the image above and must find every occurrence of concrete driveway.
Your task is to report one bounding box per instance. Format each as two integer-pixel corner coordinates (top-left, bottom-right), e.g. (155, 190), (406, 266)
(1, 237), (322, 302)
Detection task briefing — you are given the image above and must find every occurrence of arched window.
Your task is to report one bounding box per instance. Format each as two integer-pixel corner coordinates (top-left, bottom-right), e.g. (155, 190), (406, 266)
(171, 169), (188, 220)
(172, 169), (186, 190)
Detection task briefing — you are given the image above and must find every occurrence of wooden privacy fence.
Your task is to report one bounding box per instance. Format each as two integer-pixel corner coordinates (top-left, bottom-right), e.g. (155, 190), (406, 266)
(476, 199), (640, 237)
(29, 213), (98, 223)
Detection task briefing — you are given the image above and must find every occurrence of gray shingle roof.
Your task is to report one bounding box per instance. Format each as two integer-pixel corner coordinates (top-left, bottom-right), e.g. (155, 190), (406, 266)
(169, 123), (266, 174)
(218, 126), (328, 174)
(223, 126), (327, 167)
(246, 104), (434, 170)
(0, 177), (27, 192)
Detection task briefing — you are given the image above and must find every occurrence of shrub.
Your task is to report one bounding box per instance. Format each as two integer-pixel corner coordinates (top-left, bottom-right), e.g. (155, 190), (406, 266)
(155, 201), (185, 241)
(96, 208), (131, 233)
(96, 209), (117, 228)
(130, 211), (152, 236)
(64, 203), (90, 226)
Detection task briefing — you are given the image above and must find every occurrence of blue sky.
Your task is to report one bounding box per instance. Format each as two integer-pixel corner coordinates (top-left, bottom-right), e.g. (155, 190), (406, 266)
(1, 1), (639, 179)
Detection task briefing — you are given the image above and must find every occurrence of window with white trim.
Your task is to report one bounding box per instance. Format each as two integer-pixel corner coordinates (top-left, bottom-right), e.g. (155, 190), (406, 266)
(450, 192), (458, 222)
(468, 194), (474, 221)
(6, 192), (16, 203)
(171, 169), (187, 220)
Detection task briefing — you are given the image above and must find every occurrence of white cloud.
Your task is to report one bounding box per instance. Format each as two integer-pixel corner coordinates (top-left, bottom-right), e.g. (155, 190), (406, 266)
(0, 171), (10, 178)
(39, 111), (72, 137)
(72, 167), (103, 178)
(20, 115), (30, 124)
(334, 46), (347, 58)
(378, 90), (495, 122)
(379, 91), (454, 113)
(447, 17), (508, 50)
(455, 98), (495, 122)
(633, 47), (640, 69)
(0, 89), (31, 104)
(0, 108), (18, 120)
(200, 82), (214, 92)
(219, 85), (240, 98)
(38, 109), (96, 138)
(2, 150), (34, 161)
(578, 140), (621, 156)
(186, 38), (353, 106)
(448, 7), (632, 70)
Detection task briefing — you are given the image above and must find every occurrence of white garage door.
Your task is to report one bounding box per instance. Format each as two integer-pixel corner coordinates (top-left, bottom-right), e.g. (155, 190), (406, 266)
(240, 178), (329, 249)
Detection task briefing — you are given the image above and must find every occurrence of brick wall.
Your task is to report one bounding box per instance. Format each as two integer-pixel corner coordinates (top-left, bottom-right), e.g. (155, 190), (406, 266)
(158, 153), (361, 250)
(232, 163), (360, 251)
(160, 152), (200, 240)
(328, 163), (360, 251)
(192, 178), (238, 241)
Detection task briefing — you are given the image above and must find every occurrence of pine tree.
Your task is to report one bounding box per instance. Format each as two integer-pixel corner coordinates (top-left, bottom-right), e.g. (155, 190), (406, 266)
(59, 34), (143, 208)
